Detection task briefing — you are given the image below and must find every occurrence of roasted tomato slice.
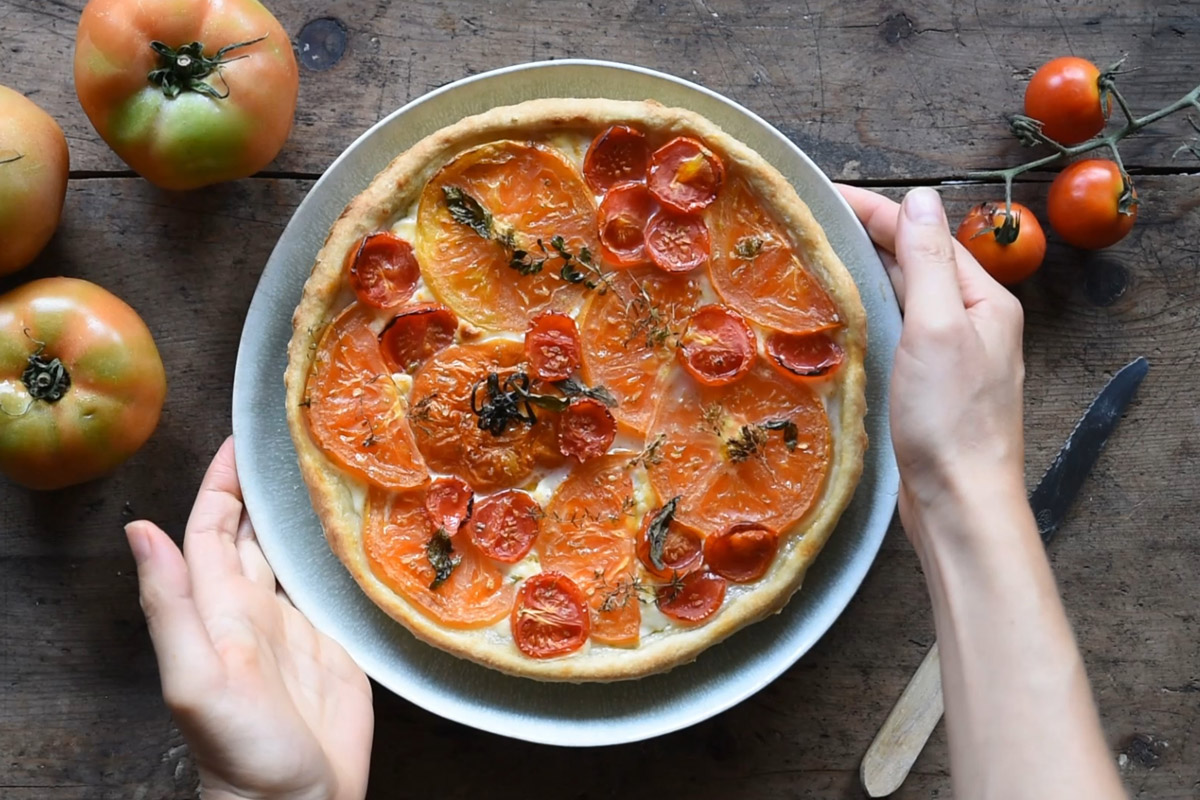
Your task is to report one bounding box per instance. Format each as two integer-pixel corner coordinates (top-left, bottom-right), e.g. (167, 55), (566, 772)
(648, 137), (725, 213)
(558, 396), (617, 462)
(511, 572), (591, 658)
(468, 489), (542, 563)
(524, 311), (581, 382)
(646, 210), (710, 274)
(636, 500), (704, 580)
(304, 304), (429, 490)
(597, 182), (656, 268)
(657, 571), (727, 624)
(539, 454), (640, 646)
(346, 232), (421, 309)
(379, 303), (458, 374)
(584, 125), (650, 193)
(704, 522), (779, 582)
(709, 177), (840, 335)
(677, 304), (757, 387)
(409, 340), (563, 492)
(364, 487), (512, 629)
(424, 476), (474, 535)
(765, 330), (844, 381)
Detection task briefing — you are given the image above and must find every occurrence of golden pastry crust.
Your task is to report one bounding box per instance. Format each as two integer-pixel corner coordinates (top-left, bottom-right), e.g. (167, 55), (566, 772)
(284, 98), (867, 681)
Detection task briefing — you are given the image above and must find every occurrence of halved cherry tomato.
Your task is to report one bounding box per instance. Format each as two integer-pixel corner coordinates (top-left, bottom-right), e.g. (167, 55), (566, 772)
(705, 522), (779, 582)
(425, 476), (474, 535)
(1024, 57), (1108, 146)
(468, 489), (541, 563)
(524, 311), (581, 382)
(677, 304), (757, 387)
(1047, 159), (1137, 250)
(646, 210), (710, 273)
(379, 303), (458, 374)
(597, 182), (656, 267)
(558, 396), (617, 462)
(636, 508), (704, 580)
(954, 202), (1047, 285)
(765, 331), (844, 381)
(657, 571), (726, 624)
(648, 137), (725, 213)
(511, 572), (591, 658)
(584, 125), (649, 193)
(347, 232), (421, 309)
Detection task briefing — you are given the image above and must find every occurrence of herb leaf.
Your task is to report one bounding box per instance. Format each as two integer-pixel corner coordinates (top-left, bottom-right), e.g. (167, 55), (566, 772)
(443, 186), (494, 240)
(425, 529), (461, 589)
(734, 236), (763, 259)
(556, 376), (617, 407)
(645, 497), (681, 571)
(760, 418), (799, 451)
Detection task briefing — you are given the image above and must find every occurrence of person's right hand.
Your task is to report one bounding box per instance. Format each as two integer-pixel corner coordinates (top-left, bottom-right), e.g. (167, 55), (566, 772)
(838, 186), (1028, 548)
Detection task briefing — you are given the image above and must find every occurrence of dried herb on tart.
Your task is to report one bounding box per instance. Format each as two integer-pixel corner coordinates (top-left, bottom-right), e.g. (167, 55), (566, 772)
(628, 433), (667, 469)
(733, 236), (763, 259)
(644, 496), (682, 571)
(725, 418), (798, 462)
(469, 370), (616, 436)
(425, 528), (461, 589)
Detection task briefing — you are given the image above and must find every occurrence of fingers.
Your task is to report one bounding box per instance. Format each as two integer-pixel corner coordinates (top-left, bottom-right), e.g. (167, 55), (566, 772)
(837, 184), (901, 255)
(183, 437), (246, 591)
(235, 511), (277, 592)
(126, 521), (222, 710)
(894, 188), (967, 327)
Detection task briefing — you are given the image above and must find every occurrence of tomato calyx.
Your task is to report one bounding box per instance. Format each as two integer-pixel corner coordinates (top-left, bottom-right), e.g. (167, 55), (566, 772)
(147, 35), (268, 100)
(21, 349), (70, 403)
(967, 203), (1023, 246)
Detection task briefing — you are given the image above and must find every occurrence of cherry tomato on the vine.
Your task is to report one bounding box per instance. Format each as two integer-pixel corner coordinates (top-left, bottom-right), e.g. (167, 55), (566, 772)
(1047, 159), (1137, 250)
(1024, 57), (1108, 146)
(955, 202), (1047, 285)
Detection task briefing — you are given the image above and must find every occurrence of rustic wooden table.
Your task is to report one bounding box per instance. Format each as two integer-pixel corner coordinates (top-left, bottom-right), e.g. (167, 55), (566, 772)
(2, 1), (1198, 797)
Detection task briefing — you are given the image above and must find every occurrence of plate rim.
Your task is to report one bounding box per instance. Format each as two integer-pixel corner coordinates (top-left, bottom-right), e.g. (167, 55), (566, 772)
(232, 58), (899, 746)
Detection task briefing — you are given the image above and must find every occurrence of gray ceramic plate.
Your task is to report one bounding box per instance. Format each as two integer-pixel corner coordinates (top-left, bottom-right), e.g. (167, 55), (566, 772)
(231, 60), (900, 747)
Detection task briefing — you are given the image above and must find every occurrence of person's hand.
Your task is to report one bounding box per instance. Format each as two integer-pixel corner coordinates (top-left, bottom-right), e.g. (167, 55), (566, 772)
(838, 185), (1027, 548)
(125, 438), (373, 800)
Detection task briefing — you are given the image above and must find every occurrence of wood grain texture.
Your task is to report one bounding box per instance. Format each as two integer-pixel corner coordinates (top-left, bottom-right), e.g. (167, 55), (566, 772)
(0, 1), (1198, 798)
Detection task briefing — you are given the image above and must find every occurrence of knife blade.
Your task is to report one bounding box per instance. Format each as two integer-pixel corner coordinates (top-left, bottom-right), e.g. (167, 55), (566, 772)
(859, 356), (1150, 798)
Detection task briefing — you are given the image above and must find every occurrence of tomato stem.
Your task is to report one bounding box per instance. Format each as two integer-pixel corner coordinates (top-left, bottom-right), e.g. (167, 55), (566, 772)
(969, 80), (1200, 188)
(22, 352), (71, 403)
(147, 35), (268, 99)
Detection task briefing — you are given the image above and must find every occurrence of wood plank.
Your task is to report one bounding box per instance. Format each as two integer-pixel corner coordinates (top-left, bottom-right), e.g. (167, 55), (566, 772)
(0, 0), (1196, 180)
(1, 175), (1197, 798)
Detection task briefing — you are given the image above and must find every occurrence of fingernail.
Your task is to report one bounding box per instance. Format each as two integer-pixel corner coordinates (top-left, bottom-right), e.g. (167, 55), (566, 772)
(904, 187), (944, 224)
(125, 523), (151, 565)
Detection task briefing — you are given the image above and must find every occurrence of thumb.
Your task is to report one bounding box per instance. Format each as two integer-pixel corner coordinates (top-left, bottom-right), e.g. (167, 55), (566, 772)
(126, 521), (222, 712)
(894, 188), (967, 329)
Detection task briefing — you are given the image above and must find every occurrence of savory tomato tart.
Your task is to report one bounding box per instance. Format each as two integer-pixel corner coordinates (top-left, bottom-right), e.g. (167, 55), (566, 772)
(284, 98), (867, 681)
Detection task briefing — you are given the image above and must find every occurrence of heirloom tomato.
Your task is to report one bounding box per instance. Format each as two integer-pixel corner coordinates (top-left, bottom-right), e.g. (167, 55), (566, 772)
(0, 86), (69, 276)
(0, 279), (167, 490)
(74, 0), (299, 190)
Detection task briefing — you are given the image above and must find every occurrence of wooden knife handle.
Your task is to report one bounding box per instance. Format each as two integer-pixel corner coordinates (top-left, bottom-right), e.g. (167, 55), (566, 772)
(859, 641), (945, 797)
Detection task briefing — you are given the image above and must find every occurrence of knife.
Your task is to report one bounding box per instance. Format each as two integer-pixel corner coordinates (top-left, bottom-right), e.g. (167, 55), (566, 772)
(859, 356), (1150, 798)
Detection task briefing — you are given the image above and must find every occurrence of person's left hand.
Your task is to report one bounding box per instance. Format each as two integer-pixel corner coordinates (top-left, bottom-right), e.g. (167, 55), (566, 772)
(126, 437), (374, 800)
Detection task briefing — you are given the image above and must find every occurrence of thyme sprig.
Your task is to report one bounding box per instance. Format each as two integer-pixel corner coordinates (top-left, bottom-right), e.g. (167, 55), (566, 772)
(469, 370), (616, 436)
(442, 186), (614, 292)
(725, 419), (798, 463)
(734, 236), (763, 259)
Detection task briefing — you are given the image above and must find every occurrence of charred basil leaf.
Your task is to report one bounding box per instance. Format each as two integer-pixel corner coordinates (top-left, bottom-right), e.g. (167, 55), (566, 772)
(645, 496), (681, 571)
(425, 528), (461, 590)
